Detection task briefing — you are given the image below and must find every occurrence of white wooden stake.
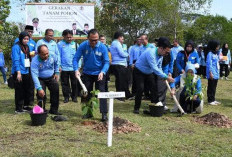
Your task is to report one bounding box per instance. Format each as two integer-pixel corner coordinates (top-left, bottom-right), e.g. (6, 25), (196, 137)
(98, 91), (125, 147)
(107, 97), (114, 147)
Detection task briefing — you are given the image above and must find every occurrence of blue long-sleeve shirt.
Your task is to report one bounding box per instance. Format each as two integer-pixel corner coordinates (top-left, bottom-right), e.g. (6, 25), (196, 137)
(129, 44), (143, 65)
(0, 52), (5, 67)
(162, 52), (174, 75)
(73, 40), (109, 75)
(171, 45), (184, 60)
(206, 51), (219, 79)
(14, 38), (36, 52)
(58, 40), (78, 71)
(199, 51), (206, 66)
(11, 44), (30, 74)
(110, 40), (128, 66)
(140, 43), (156, 54)
(31, 54), (59, 90)
(135, 47), (167, 79)
(36, 38), (60, 65)
(176, 50), (200, 73)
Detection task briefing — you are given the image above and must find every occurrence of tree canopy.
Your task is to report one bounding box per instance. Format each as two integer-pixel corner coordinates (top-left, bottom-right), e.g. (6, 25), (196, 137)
(184, 15), (232, 46)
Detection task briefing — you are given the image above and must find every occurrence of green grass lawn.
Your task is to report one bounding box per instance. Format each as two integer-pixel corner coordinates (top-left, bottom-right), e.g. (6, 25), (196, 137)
(0, 75), (232, 157)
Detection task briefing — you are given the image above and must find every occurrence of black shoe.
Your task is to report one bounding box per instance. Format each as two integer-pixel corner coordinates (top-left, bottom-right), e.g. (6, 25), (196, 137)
(63, 98), (69, 103)
(116, 98), (125, 102)
(101, 113), (108, 122)
(49, 110), (62, 115)
(133, 109), (139, 114)
(23, 106), (32, 111)
(15, 109), (25, 114)
(82, 114), (93, 119)
(72, 98), (78, 102)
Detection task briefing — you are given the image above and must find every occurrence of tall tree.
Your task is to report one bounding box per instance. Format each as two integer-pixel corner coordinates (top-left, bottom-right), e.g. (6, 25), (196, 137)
(0, 0), (19, 64)
(184, 15), (232, 47)
(97, 0), (212, 44)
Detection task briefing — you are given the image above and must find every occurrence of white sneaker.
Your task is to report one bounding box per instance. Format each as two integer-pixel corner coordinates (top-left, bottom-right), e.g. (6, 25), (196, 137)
(4, 81), (8, 85)
(209, 101), (217, 105)
(214, 101), (221, 105)
(155, 102), (163, 106)
(225, 77), (229, 80)
(220, 77), (224, 80)
(164, 106), (169, 111)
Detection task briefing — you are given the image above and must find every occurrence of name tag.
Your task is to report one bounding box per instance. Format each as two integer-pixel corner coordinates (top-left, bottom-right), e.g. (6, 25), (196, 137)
(71, 45), (76, 49)
(25, 59), (30, 67)
(30, 43), (35, 47)
(192, 57), (195, 59)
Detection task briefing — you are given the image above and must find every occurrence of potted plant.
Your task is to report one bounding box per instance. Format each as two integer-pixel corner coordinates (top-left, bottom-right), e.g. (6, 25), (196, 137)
(184, 73), (204, 113)
(81, 90), (100, 119)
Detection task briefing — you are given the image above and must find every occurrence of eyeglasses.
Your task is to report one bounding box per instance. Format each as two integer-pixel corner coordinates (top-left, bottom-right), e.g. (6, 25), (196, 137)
(89, 39), (98, 42)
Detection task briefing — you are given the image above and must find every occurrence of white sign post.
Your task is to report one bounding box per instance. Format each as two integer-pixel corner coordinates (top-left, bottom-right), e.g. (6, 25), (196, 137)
(98, 91), (125, 147)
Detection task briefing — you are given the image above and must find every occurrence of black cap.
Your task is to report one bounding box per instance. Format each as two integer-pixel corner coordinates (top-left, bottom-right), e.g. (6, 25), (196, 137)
(25, 25), (34, 31)
(32, 18), (39, 23)
(156, 37), (172, 48)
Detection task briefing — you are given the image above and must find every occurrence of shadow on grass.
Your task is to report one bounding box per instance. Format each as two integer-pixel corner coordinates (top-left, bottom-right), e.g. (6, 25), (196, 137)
(221, 99), (232, 108)
(0, 99), (15, 114)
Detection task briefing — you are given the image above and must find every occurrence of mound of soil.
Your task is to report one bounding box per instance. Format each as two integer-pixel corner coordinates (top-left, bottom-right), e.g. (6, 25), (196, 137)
(93, 117), (141, 134)
(195, 112), (232, 128)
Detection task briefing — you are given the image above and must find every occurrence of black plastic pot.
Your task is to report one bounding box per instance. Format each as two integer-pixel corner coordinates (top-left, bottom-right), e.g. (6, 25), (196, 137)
(30, 111), (47, 126)
(149, 105), (164, 117)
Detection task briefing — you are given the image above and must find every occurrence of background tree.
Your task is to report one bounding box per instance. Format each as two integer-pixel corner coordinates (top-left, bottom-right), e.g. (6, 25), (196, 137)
(0, 0), (19, 65)
(184, 15), (232, 47)
(97, 0), (212, 45)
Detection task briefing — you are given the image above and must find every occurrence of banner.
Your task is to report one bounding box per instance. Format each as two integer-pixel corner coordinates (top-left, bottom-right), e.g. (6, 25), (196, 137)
(26, 3), (94, 37)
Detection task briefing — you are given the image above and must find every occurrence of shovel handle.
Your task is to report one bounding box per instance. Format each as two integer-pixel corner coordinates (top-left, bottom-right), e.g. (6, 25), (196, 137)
(165, 80), (186, 115)
(77, 75), (88, 96)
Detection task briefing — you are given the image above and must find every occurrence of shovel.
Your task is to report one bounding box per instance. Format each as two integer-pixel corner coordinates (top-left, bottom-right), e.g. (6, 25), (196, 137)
(165, 80), (186, 115)
(76, 75), (88, 97)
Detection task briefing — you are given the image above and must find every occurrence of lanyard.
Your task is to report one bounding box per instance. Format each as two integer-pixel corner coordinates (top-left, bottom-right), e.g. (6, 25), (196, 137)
(21, 46), (29, 59)
(184, 51), (190, 61)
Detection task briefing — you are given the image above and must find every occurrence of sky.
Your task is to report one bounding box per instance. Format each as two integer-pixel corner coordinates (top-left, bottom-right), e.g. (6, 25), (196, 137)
(6, 0), (232, 23)
(209, 0), (232, 20)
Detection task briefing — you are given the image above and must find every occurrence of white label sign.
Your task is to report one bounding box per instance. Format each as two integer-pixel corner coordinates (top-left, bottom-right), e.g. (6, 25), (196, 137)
(98, 92), (125, 99)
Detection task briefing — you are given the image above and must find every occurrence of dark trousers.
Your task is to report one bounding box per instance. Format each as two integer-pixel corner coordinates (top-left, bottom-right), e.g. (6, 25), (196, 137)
(134, 68), (159, 110)
(82, 74), (107, 113)
(220, 64), (229, 77)
(0, 66), (7, 82)
(179, 89), (201, 113)
(61, 71), (78, 100)
(14, 73), (34, 110)
(200, 65), (206, 77)
(111, 65), (131, 98)
(207, 79), (218, 103)
(172, 60), (179, 78)
(105, 70), (110, 92)
(131, 67), (137, 95)
(37, 77), (59, 112)
(127, 66), (133, 88)
(157, 76), (167, 106)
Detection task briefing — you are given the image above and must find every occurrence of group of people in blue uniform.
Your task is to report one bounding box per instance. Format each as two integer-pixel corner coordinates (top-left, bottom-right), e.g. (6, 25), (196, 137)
(9, 24), (230, 121)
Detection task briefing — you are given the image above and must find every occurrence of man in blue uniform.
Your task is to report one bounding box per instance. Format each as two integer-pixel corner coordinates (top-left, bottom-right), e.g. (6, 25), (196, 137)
(133, 37), (174, 114)
(36, 29), (60, 65)
(31, 45), (61, 115)
(58, 29), (79, 103)
(73, 29), (109, 121)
